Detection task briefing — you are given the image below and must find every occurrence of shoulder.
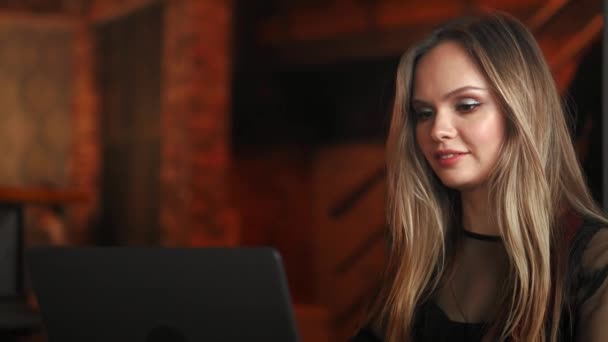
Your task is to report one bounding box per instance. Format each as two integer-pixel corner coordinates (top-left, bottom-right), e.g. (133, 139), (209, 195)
(569, 219), (608, 303)
(570, 220), (608, 341)
(573, 219), (608, 272)
(581, 225), (608, 271)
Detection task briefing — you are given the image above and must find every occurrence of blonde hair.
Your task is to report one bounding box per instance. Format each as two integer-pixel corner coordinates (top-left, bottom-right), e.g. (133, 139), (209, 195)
(367, 12), (607, 342)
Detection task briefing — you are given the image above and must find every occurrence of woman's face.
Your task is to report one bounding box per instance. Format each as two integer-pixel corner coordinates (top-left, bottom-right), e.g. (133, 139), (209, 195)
(413, 41), (506, 191)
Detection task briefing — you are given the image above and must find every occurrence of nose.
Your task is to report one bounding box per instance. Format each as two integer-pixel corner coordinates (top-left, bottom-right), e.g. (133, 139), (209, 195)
(430, 111), (457, 142)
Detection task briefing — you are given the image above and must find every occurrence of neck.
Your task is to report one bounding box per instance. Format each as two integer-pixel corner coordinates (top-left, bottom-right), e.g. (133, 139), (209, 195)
(460, 186), (499, 236)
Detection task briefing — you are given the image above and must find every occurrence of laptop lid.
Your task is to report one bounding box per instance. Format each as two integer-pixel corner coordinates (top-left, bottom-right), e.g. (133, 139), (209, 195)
(26, 247), (300, 342)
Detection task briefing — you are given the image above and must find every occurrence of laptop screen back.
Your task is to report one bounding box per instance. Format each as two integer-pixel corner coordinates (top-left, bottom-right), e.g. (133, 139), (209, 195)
(27, 247), (300, 342)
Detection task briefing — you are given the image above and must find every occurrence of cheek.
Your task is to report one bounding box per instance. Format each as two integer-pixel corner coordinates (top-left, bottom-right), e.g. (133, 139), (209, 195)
(415, 126), (422, 147)
(469, 117), (506, 156)
(415, 125), (431, 155)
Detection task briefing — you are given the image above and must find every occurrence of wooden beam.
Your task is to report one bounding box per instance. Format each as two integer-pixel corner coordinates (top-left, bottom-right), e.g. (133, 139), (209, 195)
(88, 0), (161, 24)
(526, 0), (570, 31)
(0, 187), (88, 204)
(550, 14), (602, 70)
(258, 1), (467, 45)
(268, 25), (434, 65)
(256, 0), (547, 65)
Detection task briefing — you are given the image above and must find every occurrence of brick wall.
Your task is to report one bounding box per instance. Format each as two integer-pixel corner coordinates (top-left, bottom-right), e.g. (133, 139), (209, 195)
(232, 147), (315, 302)
(0, 0), (237, 246)
(161, 0), (238, 246)
(67, 0), (239, 246)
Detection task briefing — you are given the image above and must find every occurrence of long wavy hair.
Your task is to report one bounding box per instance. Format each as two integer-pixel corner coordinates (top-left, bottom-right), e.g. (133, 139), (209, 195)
(367, 12), (607, 342)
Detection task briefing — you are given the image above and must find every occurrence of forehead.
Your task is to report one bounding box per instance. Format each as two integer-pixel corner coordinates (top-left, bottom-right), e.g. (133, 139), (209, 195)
(413, 41), (488, 99)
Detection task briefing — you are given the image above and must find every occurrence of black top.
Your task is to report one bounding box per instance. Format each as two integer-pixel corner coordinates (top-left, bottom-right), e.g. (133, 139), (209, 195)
(351, 220), (608, 341)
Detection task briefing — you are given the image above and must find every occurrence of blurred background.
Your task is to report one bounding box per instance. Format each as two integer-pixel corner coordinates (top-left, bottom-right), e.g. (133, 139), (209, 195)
(0, 0), (602, 341)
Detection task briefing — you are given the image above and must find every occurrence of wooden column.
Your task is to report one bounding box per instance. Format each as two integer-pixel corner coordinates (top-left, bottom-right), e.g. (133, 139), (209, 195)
(70, 19), (99, 245)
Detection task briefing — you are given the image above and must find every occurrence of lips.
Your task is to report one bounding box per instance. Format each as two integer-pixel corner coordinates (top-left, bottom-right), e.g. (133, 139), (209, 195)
(434, 150), (469, 167)
(438, 153), (460, 159)
(434, 150), (468, 159)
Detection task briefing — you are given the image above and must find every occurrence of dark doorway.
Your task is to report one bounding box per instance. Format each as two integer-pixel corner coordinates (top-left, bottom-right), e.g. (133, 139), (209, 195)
(95, 3), (163, 245)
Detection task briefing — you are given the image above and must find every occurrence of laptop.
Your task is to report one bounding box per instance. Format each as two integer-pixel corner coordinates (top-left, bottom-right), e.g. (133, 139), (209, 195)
(26, 247), (300, 342)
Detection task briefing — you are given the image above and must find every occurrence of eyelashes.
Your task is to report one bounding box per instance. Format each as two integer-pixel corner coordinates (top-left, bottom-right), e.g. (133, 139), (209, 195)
(413, 108), (433, 121)
(455, 99), (481, 113)
(412, 99), (482, 121)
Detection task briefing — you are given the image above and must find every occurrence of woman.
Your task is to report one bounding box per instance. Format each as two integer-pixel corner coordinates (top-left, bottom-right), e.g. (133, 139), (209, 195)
(352, 12), (608, 342)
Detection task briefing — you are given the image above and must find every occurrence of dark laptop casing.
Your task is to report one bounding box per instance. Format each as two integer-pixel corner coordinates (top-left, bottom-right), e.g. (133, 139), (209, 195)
(27, 247), (300, 342)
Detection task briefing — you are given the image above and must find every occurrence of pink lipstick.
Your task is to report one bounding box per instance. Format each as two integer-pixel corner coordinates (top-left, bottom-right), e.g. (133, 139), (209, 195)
(435, 150), (469, 167)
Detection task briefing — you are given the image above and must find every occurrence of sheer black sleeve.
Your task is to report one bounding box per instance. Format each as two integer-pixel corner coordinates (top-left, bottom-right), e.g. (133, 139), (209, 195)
(573, 224), (608, 341)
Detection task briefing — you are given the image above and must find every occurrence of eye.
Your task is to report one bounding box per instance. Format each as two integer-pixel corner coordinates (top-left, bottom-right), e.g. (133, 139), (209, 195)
(455, 99), (481, 113)
(413, 107), (434, 121)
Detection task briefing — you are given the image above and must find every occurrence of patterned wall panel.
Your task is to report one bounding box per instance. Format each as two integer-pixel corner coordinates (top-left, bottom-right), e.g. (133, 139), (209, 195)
(0, 19), (73, 187)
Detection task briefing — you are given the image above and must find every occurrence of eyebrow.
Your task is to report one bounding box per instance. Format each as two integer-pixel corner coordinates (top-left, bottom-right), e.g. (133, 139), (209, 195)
(412, 86), (488, 105)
